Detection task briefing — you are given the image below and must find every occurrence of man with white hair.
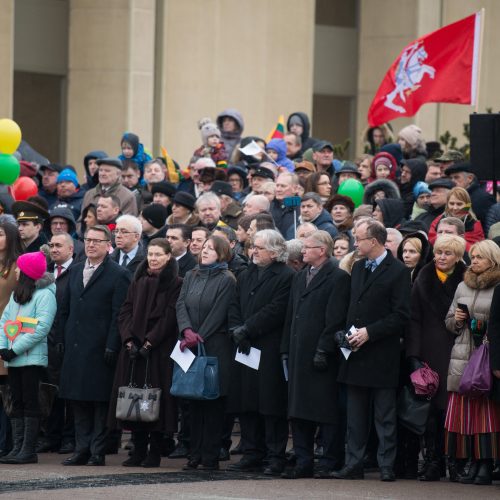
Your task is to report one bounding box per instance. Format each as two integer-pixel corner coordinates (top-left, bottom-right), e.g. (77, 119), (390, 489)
(196, 192), (226, 231)
(110, 214), (145, 275)
(384, 228), (403, 258)
(178, 157), (216, 199)
(243, 195), (270, 216)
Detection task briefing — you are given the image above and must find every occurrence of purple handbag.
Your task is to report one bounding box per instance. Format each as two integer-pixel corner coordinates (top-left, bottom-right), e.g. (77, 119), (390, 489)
(458, 340), (492, 398)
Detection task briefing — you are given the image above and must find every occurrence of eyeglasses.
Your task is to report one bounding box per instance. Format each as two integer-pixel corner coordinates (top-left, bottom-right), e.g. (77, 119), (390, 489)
(355, 237), (373, 243)
(251, 245), (267, 251)
(84, 238), (110, 245)
(112, 229), (138, 236)
(303, 245), (323, 250)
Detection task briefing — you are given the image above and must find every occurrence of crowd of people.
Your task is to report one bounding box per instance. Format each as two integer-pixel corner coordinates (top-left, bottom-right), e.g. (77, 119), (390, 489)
(0, 110), (498, 487)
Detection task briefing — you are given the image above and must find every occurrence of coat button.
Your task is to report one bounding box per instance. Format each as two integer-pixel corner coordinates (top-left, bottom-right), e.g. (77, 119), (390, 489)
(295, 315), (299, 319)
(250, 292), (255, 296)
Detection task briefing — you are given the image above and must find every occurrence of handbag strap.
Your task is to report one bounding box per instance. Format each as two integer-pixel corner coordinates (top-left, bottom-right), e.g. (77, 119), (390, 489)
(128, 358), (136, 387)
(143, 358), (151, 389)
(197, 342), (206, 357)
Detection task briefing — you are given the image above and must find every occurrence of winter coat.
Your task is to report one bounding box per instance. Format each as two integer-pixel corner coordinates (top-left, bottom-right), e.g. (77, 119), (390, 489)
(399, 159), (427, 218)
(52, 189), (86, 222)
(467, 179), (495, 229)
(338, 252), (411, 388)
(0, 274), (57, 368)
(221, 201), (243, 230)
(216, 109), (244, 161)
(58, 256), (131, 401)
(414, 204), (445, 232)
(176, 265), (236, 396)
(376, 198), (405, 228)
(406, 261), (466, 409)
(286, 112), (318, 153)
(193, 142), (228, 166)
(485, 203), (500, 235)
(271, 199), (299, 239)
(488, 284), (500, 402)
(281, 259), (350, 423)
(445, 267), (500, 392)
(362, 124), (394, 155)
(266, 139), (295, 172)
(228, 261), (293, 417)
(109, 258), (182, 432)
(43, 207), (85, 259)
(110, 244), (146, 276)
(363, 179), (400, 205)
(177, 252), (197, 278)
(82, 181), (138, 216)
(228, 253), (248, 277)
(428, 213), (484, 251)
(309, 210), (339, 239)
(82, 150), (107, 190)
(0, 264), (18, 375)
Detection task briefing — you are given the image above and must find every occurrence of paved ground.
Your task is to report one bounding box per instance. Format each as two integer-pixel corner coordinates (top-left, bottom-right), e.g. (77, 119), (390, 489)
(0, 451), (499, 499)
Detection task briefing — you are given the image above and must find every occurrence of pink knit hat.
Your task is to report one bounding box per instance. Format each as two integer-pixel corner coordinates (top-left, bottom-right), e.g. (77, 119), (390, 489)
(17, 251), (47, 280)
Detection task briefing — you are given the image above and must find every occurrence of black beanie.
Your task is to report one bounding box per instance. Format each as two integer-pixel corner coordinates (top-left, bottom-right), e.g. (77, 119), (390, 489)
(141, 204), (168, 229)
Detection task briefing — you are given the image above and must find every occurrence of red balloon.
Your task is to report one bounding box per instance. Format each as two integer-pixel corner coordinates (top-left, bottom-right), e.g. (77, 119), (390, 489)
(12, 176), (38, 201)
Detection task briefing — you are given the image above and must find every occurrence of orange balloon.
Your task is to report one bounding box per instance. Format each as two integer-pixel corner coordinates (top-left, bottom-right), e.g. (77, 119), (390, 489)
(12, 176), (38, 201)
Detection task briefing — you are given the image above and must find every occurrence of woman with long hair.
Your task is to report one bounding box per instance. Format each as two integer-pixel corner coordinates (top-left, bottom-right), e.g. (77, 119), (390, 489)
(176, 235), (236, 470)
(304, 172), (332, 205)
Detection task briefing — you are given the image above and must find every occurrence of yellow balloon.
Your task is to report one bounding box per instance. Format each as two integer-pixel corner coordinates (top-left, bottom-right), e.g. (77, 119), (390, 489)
(0, 119), (22, 155)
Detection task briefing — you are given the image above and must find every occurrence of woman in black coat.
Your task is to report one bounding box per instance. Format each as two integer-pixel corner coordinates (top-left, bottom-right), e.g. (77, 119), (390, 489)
(176, 235), (236, 470)
(227, 229), (294, 476)
(406, 234), (466, 481)
(109, 238), (182, 468)
(490, 284), (500, 403)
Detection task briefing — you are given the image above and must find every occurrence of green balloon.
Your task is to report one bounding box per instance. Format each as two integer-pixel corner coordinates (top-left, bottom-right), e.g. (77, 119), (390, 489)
(0, 154), (20, 185)
(337, 178), (364, 208)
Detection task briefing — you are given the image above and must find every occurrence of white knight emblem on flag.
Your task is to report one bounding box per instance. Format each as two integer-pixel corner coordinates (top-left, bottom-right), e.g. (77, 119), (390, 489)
(384, 42), (436, 113)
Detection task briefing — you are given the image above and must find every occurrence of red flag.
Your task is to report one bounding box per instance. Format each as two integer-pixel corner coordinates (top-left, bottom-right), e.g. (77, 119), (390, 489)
(367, 12), (482, 127)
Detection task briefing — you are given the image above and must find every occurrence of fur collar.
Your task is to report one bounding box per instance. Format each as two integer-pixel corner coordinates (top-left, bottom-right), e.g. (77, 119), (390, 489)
(463, 267), (500, 290)
(134, 256), (179, 289)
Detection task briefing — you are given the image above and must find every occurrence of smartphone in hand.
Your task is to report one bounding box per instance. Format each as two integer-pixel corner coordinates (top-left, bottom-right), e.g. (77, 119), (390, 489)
(457, 303), (470, 317)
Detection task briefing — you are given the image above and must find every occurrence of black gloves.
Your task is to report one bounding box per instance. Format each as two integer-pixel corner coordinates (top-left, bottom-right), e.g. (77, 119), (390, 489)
(104, 348), (118, 366)
(231, 325), (249, 345)
(128, 343), (139, 360)
(313, 350), (328, 371)
(334, 330), (351, 350)
(139, 344), (152, 359)
(237, 338), (251, 355)
(0, 349), (16, 362)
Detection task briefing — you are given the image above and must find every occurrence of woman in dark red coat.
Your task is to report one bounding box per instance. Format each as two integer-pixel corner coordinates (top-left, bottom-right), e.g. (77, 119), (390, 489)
(109, 238), (182, 468)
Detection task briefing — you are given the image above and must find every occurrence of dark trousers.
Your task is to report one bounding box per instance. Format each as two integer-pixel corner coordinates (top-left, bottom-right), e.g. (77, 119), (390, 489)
(71, 400), (108, 456)
(345, 385), (397, 469)
(177, 399), (190, 446)
(46, 398), (75, 446)
(221, 413), (236, 450)
(8, 366), (42, 418)
(190, 397), (226, 465)
(292, 418), (343, 469)
(240, 412), (288, 464)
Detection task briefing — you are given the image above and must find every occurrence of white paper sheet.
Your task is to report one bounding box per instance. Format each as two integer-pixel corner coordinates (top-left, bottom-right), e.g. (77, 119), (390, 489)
(170, 340), (196, 373)
(235, 347), (261, 370)
(341, 347), (352, 360)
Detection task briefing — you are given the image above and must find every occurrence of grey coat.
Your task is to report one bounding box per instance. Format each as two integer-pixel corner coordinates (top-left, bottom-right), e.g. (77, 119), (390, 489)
(176, 266), (236, 396)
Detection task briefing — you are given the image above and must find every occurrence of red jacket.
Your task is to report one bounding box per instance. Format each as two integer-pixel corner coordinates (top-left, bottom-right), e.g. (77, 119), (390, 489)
(428, 214), (484, 251)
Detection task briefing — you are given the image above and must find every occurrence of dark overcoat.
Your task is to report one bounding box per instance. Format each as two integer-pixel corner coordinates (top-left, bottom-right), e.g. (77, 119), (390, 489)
(338, 252), (411, 388)
(406, 261), (466, 409)
(108, 258), (182, 432)
(281, 258), (350, 423)
(228, 261), (294, 417)
(176, 266), (236, 396)
(488, 284), (500, 402)
(110, 244), (146, 275)
(58, 256), (131, 401)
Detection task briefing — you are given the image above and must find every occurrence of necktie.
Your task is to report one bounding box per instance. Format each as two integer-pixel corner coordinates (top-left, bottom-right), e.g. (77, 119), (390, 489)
(121, 254), (129, 267)
(83, 265), (96, 287)
(306, 267), (319, 287)
(365, 259), (377, 272)
(56, 265), (63, 278)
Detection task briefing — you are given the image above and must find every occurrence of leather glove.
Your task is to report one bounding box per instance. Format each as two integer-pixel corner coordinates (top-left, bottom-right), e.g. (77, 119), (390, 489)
(180, 328), (204, 352)
(237, 337), (251, 355)
(55, 343), (65, 356)
(139, 343), (152, 359)
(128, 343), (139, 360)
(231, 325), (249, 345)
(0, 349), (16, 362)
(334, 330), (351, 350)
(407, 356), (424, 373)
(313, 349), (328, 371)
(104, 348), (118, 366)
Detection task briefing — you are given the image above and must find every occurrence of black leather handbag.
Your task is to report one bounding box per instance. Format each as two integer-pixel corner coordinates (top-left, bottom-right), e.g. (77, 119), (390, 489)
(397, 385), (431, 435)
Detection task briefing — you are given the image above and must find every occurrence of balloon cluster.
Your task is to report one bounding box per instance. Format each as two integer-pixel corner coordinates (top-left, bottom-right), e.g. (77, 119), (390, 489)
(0, 119), (21, 185)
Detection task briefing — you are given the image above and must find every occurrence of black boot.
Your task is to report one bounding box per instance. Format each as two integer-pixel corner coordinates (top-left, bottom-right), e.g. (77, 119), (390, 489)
(122, 431), (148, 467)
(141, 432), (161, 468)
(459, 460), (480, 484)
(474, 459), (493, 485)
(0, 418), (24, 463)
(448, 458), (465, 482)
(419, 458), (441, 481)
(10, 417), (38, 464)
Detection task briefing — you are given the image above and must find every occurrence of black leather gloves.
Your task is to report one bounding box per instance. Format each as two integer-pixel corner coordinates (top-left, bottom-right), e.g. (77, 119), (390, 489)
(313, 350), (328, 371)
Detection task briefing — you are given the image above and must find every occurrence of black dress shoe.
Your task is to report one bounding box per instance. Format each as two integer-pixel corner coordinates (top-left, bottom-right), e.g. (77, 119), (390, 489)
(58, 442), (75, 454)
(314, 465), (334, 479)
(474, 459), (493, 485)
(460, 460), (480, 484)
(62, 452), (91, 466)
(281, 465), (314, 479)
(331, 465), (364, 480)
(87, 454), (105, 466)
(199, 462), (219, 471)
(36, 440), (60, 453)
(263, 461), (285, 476)
(380, 467), (396, 482)
(219, 447), (230, 461)
(183, 459), (200, 470)
(168, 443), (189, 459)
(227, 458), (263, 472)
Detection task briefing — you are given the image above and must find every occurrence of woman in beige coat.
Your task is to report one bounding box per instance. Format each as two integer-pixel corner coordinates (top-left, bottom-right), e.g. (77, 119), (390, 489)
(444, 240), (500, 485)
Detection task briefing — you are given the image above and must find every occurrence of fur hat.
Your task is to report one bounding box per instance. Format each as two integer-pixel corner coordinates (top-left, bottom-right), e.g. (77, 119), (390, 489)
(201, 123), (221, 146)
(17, 251), (47, 280)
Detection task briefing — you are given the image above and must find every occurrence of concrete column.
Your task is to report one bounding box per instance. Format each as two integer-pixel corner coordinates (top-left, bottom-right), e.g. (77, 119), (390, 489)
(0, 0), (14, 118)
(66, 0), (155, 172)
(155, 0), (315, 166)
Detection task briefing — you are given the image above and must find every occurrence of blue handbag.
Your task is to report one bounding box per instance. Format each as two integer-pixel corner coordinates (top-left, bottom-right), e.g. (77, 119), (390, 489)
(170, 343), (220, 400)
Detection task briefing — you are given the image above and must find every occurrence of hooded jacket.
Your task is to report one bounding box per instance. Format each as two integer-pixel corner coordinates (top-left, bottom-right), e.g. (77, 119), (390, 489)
(396, 231), (432, 283)
(362, 124), (394, 155)
(82, 150), (107, 190)
(266, 139), (295, 172)
(0, 273), (57, 368)
(118, 132), (152, 173)
(216, 109), (244, 161)
(375, 198), (405, 228)
(363, 179), (401, 205)
(286, 112), (318, 153)
(399, 159), (427, 218)
(52, 188), (86, 222)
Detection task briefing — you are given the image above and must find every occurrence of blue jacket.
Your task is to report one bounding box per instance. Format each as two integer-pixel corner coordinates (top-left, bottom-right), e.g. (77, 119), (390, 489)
(266, 139), (295, 172)
(0, 274), (57, 368)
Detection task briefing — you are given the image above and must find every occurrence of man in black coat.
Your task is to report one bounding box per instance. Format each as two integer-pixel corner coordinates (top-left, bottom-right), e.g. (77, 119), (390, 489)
(166, 224), (197, 277)
(57, 225), (130, 466)
(227, 229), (294, 476)
(110, 214), (146, 275)
(332, 219), (410, 482)
(281, 230), (350, 479)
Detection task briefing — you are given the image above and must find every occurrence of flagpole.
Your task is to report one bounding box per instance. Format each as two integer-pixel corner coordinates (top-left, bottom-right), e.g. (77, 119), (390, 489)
(474, 8), (485, 113)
